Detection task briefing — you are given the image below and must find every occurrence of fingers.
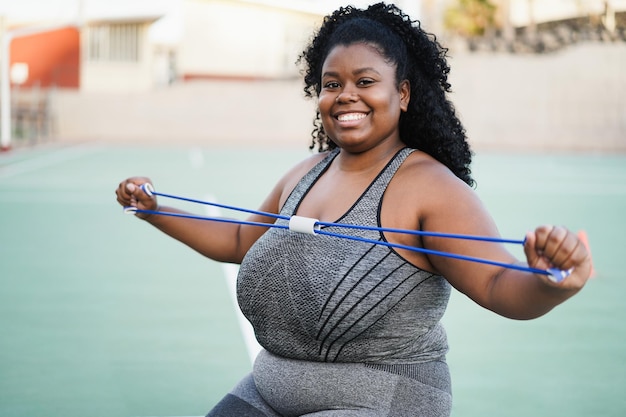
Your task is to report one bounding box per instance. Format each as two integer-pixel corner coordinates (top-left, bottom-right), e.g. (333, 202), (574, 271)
(524, 225), (592, 286)
(115, 177), (157, 218)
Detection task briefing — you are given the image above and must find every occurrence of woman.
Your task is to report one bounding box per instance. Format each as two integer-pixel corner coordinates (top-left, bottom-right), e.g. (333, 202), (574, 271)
(116, 3), (591, 416)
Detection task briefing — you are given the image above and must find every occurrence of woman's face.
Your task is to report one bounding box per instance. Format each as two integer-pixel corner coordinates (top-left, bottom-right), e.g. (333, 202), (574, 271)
(318, 42), (410, 153)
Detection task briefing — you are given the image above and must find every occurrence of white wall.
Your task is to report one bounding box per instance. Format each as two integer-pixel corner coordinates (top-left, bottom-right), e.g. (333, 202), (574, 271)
(448, 43), (626, 151)
(80, 22), (156, 92)
(178, 0), (319, 79)
(52, 43), (626, 152)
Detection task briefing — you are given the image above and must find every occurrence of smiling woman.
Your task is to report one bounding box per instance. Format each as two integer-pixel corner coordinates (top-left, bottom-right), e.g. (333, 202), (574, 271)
(115, 2), (592, 416)
(318, 43), (410, 154)
(298, 5), (474, 186)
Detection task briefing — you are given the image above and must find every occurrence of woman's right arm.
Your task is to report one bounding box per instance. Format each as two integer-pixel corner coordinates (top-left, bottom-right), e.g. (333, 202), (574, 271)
(115, 176), (282, 264)
(115, 154), (325, 264)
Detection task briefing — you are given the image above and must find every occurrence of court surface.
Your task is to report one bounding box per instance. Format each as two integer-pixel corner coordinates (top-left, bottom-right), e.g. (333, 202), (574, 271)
(1, 142), (625, 417)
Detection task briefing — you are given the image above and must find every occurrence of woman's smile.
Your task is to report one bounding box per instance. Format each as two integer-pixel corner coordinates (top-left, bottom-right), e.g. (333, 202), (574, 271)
(335, 111), (368, 125)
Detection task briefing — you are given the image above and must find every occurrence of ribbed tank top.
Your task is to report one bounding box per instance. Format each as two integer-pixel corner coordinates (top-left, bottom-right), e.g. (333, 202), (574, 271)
(237, 147), (451, 364)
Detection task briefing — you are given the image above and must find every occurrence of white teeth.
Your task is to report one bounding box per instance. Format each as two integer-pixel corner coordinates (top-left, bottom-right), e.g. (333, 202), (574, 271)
(337, 113), (366, 122)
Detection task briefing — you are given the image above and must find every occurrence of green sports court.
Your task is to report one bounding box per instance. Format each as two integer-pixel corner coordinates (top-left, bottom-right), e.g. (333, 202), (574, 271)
(1, 143), (625, 416)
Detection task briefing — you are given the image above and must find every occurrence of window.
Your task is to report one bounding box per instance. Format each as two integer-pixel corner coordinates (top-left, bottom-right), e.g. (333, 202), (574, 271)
(87, 23), (142, 62)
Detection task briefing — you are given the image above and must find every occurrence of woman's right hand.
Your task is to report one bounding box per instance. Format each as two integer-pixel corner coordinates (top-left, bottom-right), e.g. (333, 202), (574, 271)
(115, 177), (158, 220)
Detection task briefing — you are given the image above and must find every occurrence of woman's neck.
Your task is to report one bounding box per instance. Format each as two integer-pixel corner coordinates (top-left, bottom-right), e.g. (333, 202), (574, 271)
(334, 141), (405, 174)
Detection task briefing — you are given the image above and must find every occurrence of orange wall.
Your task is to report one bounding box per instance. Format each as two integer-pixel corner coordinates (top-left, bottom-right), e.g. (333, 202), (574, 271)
(10, 26), (80, 88)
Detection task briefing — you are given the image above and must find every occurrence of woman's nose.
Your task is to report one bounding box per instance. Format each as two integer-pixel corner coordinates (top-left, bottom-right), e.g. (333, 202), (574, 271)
(335, 90), (358, 103)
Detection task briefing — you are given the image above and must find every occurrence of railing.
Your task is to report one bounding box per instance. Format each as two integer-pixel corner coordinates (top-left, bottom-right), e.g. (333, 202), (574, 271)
(2, 85), (54, 147)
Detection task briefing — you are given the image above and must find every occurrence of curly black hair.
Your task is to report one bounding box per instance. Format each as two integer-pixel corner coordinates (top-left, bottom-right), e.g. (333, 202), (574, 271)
(297, 2), (474, 186)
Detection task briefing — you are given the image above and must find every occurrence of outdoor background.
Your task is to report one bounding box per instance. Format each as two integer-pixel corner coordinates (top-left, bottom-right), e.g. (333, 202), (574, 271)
(1, 1), (625, 416)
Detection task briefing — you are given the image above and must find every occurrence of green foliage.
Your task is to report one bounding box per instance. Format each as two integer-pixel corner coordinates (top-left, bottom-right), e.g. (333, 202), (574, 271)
(444, 0), (497, 37)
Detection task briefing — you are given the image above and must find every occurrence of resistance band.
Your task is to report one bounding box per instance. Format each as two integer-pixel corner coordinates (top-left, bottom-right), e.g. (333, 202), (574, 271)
(123, 183), (573, 282)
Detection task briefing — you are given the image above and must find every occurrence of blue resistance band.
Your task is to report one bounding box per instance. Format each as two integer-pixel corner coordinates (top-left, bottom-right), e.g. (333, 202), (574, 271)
(123, 183), (572, 282)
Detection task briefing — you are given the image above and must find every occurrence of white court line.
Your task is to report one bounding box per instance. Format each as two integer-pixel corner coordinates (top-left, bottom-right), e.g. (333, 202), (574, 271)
(203, 194), (263, 365)
(184, 141), (263, 363)
(141, 151), (267, 417)
(222, 262), (263, 364)
(0, 143), (102, 179)
(188, 147), (261, 364)
(202, 199), (262, 364)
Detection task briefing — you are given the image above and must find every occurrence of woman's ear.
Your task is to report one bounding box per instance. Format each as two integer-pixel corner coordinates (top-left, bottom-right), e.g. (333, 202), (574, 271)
(399, 80), (410, 112)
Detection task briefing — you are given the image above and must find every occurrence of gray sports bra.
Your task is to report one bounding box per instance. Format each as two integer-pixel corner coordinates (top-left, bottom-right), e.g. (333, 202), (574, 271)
(237, 147), (451, 364)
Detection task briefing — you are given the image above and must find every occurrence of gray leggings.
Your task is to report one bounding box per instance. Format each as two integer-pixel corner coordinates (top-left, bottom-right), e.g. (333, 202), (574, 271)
(206, 350), (452, 417)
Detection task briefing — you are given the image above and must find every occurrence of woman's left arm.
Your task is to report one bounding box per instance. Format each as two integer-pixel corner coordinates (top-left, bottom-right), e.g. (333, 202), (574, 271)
(482, 225), (591, 319)
(418, 164), (592, 320)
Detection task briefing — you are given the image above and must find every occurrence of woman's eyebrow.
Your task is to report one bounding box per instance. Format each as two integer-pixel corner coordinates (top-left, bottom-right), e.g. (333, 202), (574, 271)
(353, 67), (381, 76)
(322, 67), (381, 78)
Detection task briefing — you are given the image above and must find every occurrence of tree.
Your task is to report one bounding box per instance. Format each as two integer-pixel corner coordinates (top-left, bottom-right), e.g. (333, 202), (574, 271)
(444, 0), (498, 38)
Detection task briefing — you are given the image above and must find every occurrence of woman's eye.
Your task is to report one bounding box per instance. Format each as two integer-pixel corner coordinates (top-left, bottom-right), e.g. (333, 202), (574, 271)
(323, 81), (340, 89)
(358, 78), (375, 86)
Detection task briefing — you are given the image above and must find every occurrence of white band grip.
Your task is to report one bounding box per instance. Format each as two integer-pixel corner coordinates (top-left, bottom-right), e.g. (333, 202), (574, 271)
(289, 215), (319, 235)
(141, 183), (154, 196)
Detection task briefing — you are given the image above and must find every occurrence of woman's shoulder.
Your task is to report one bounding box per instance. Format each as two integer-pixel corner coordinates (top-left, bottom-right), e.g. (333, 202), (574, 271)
(392, 149), (475, 202)
(275, 150), (331, 206)
(284, 150), (330, 180)
(401, 149), (462, 182)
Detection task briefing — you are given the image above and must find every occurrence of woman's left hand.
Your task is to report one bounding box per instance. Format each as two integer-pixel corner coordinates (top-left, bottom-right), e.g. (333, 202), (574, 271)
(524, 225), (592, 290)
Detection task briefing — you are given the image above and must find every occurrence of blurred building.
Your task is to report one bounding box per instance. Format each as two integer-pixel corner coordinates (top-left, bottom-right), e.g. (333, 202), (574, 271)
(0, 0), (323, 148)
(172, 1), (320, 82)
(3, 0), (626, 90)
(439, 0), (626, 52)
(0, 0), (624, 151)
(0, 0), (326, 94)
